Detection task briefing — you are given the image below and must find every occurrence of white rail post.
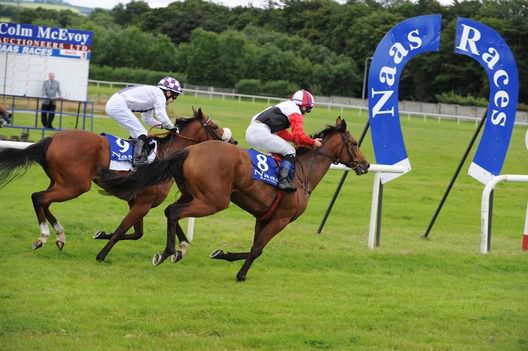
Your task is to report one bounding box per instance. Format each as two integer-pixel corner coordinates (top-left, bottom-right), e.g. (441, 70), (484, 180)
(481, 175), (528, 254)
(368, 172), (383, 249)
(523, 201), (528, 251)
(187, 218), (195, 242)
(329, 163), (406, 248)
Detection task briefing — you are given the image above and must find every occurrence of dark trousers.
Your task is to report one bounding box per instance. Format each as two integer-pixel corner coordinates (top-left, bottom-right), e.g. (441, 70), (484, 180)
(41, 102), (56, 128)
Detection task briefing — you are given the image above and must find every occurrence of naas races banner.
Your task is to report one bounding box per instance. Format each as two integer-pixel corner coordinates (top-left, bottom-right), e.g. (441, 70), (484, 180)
(455, 18), (519, 184)
(368, 15), (442, 183)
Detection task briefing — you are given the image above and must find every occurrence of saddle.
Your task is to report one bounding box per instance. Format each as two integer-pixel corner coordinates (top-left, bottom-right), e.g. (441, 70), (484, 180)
(102, 133), (157, 171)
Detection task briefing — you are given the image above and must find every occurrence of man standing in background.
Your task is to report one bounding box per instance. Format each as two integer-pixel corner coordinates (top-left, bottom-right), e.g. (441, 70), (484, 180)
(41, 72), (61, 129)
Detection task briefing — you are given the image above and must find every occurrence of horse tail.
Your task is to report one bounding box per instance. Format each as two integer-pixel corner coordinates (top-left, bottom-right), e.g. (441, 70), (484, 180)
(97, 149), (190, 200)
(0, 137), (52, 189)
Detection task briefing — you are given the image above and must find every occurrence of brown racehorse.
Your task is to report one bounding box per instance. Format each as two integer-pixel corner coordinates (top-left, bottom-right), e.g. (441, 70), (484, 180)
(97, 117), (369, 281)
(0, 104), (13, 127)
(0, 107), (237, 260)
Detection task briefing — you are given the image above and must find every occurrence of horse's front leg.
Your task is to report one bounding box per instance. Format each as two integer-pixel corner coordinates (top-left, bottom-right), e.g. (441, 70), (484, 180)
(96, 203), (151, 262)
(210, 219), (265, 262)
(236, 218), (290, 282)
(94, 199), (144, 240)
(93, 219), (143, 241)
(210, 250), (249, 261)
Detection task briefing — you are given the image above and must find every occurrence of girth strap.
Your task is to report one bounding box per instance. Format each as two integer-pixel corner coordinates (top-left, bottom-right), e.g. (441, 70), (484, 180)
(257, 191), (284, 222)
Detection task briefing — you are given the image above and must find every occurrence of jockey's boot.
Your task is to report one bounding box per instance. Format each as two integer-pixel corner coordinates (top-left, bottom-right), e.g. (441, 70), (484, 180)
(133, 135), (148, 166)
(278, 155), (296, 192)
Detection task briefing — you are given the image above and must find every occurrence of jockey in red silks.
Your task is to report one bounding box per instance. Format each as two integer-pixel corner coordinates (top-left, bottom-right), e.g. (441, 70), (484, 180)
(245, 89), (322, 192)
(105, 77), (182, 166)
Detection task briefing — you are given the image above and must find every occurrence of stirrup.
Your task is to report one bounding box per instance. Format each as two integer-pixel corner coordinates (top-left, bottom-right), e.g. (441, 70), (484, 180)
(278, 179), (296, 192)
(133, 155), (148, 166)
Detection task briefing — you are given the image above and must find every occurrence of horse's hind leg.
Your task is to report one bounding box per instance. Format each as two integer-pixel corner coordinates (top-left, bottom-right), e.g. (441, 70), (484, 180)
(170, 221), (190, 263)
(31, 183), (89, 250)
(31, 190), (51, 250)
(153, 196), (227, 266)
(43, 206), (66, 250)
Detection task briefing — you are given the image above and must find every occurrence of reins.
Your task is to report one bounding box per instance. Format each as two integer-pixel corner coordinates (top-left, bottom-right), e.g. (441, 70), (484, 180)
(298, 131), (360, 194)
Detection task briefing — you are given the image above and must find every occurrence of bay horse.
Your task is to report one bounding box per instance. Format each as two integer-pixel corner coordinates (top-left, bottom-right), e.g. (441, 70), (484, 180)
(97, 117), (369, 281)
(0, 104), (13, 127)
(0, 107), (237, 260)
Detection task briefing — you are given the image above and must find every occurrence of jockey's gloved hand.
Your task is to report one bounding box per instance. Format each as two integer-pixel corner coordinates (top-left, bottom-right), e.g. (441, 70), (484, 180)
(168, 127), (179, 134)
(162, 122), (175, 130)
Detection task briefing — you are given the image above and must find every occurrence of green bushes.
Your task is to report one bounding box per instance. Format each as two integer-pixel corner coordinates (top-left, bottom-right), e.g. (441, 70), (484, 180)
(436, 90), (527, 111)
(89, 65), (187, 86)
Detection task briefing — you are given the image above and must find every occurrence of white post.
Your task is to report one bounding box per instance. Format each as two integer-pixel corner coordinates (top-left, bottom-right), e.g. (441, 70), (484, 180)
(329, 163), (405, 248)
(368, 172), (382, 249)
(187, 218), (195, 242)
(481, 175), (528, 254)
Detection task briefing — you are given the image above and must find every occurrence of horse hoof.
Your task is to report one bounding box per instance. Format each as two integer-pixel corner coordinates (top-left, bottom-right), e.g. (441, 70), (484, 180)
(152, 253), (166, 266)
(93, 231), (107, 240)
(55, 240), (64, 251)
(32, 240), (43, 250)
(236, 274), (246, 282)
(171, 251), (183, 263)
(210, 249), (224, 259)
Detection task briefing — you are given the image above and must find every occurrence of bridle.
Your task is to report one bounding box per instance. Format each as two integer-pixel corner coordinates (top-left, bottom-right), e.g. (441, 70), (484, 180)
(299, 130), (360, 194)
(315, 131), (361, 171)
(170, 117), (225, 144)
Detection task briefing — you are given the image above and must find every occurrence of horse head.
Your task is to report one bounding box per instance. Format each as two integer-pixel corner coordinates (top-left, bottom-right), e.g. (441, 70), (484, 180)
(321, 117), (369, 175)
(189, 106), (238, 145)
(0, 105), (12, 128)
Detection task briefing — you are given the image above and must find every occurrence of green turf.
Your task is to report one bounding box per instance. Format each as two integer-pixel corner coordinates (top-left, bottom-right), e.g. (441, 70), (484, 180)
(0, 95), (527, 350)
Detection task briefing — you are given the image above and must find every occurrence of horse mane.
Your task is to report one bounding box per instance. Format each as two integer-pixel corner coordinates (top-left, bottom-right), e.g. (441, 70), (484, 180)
(151, 116), (198, 144)
(175, 116), (196, 128)
(296, 125), (339, 155)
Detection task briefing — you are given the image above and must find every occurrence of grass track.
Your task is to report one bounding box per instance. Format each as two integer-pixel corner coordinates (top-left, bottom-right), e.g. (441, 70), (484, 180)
(0, 95), (527, 350)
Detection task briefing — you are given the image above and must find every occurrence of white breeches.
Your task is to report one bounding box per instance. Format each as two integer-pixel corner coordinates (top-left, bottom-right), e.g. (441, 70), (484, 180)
(246, 122), (296, 156)
(105, 94), (147, 138)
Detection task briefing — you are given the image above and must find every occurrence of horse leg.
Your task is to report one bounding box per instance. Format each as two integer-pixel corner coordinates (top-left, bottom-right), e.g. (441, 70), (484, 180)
(43, 206), (66, 250)
(210, 220), (266, 262)
(95, 202), (152, 262)
(31, 191), (51, 250)
(236, 218), (290, 282)
(153, 197), (228, 266)
(94, 199), (144, 240)
(152, 203), (183, 266)
(170, 221), (190, 263)
(30, 183), (89, 250)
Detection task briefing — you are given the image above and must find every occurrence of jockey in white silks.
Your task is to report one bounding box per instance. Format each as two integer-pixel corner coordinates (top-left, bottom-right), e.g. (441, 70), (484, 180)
(105, 76), (182, 166)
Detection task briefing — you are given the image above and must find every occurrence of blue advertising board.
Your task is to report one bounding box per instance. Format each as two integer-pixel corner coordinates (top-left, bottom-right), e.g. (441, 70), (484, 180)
(454, 18), (519, 184)
(368, 15), (442, 183)
(0, 22), (92, 60)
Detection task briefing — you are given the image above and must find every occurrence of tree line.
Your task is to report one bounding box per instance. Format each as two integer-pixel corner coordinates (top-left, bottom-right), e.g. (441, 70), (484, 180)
(1, 0), (527, 105)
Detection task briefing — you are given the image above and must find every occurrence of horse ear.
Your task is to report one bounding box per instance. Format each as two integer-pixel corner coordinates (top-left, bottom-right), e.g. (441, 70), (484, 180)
(341, 119), (347, 131)
(192, 106), (197, 116)
(336, 116), (342, 128)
